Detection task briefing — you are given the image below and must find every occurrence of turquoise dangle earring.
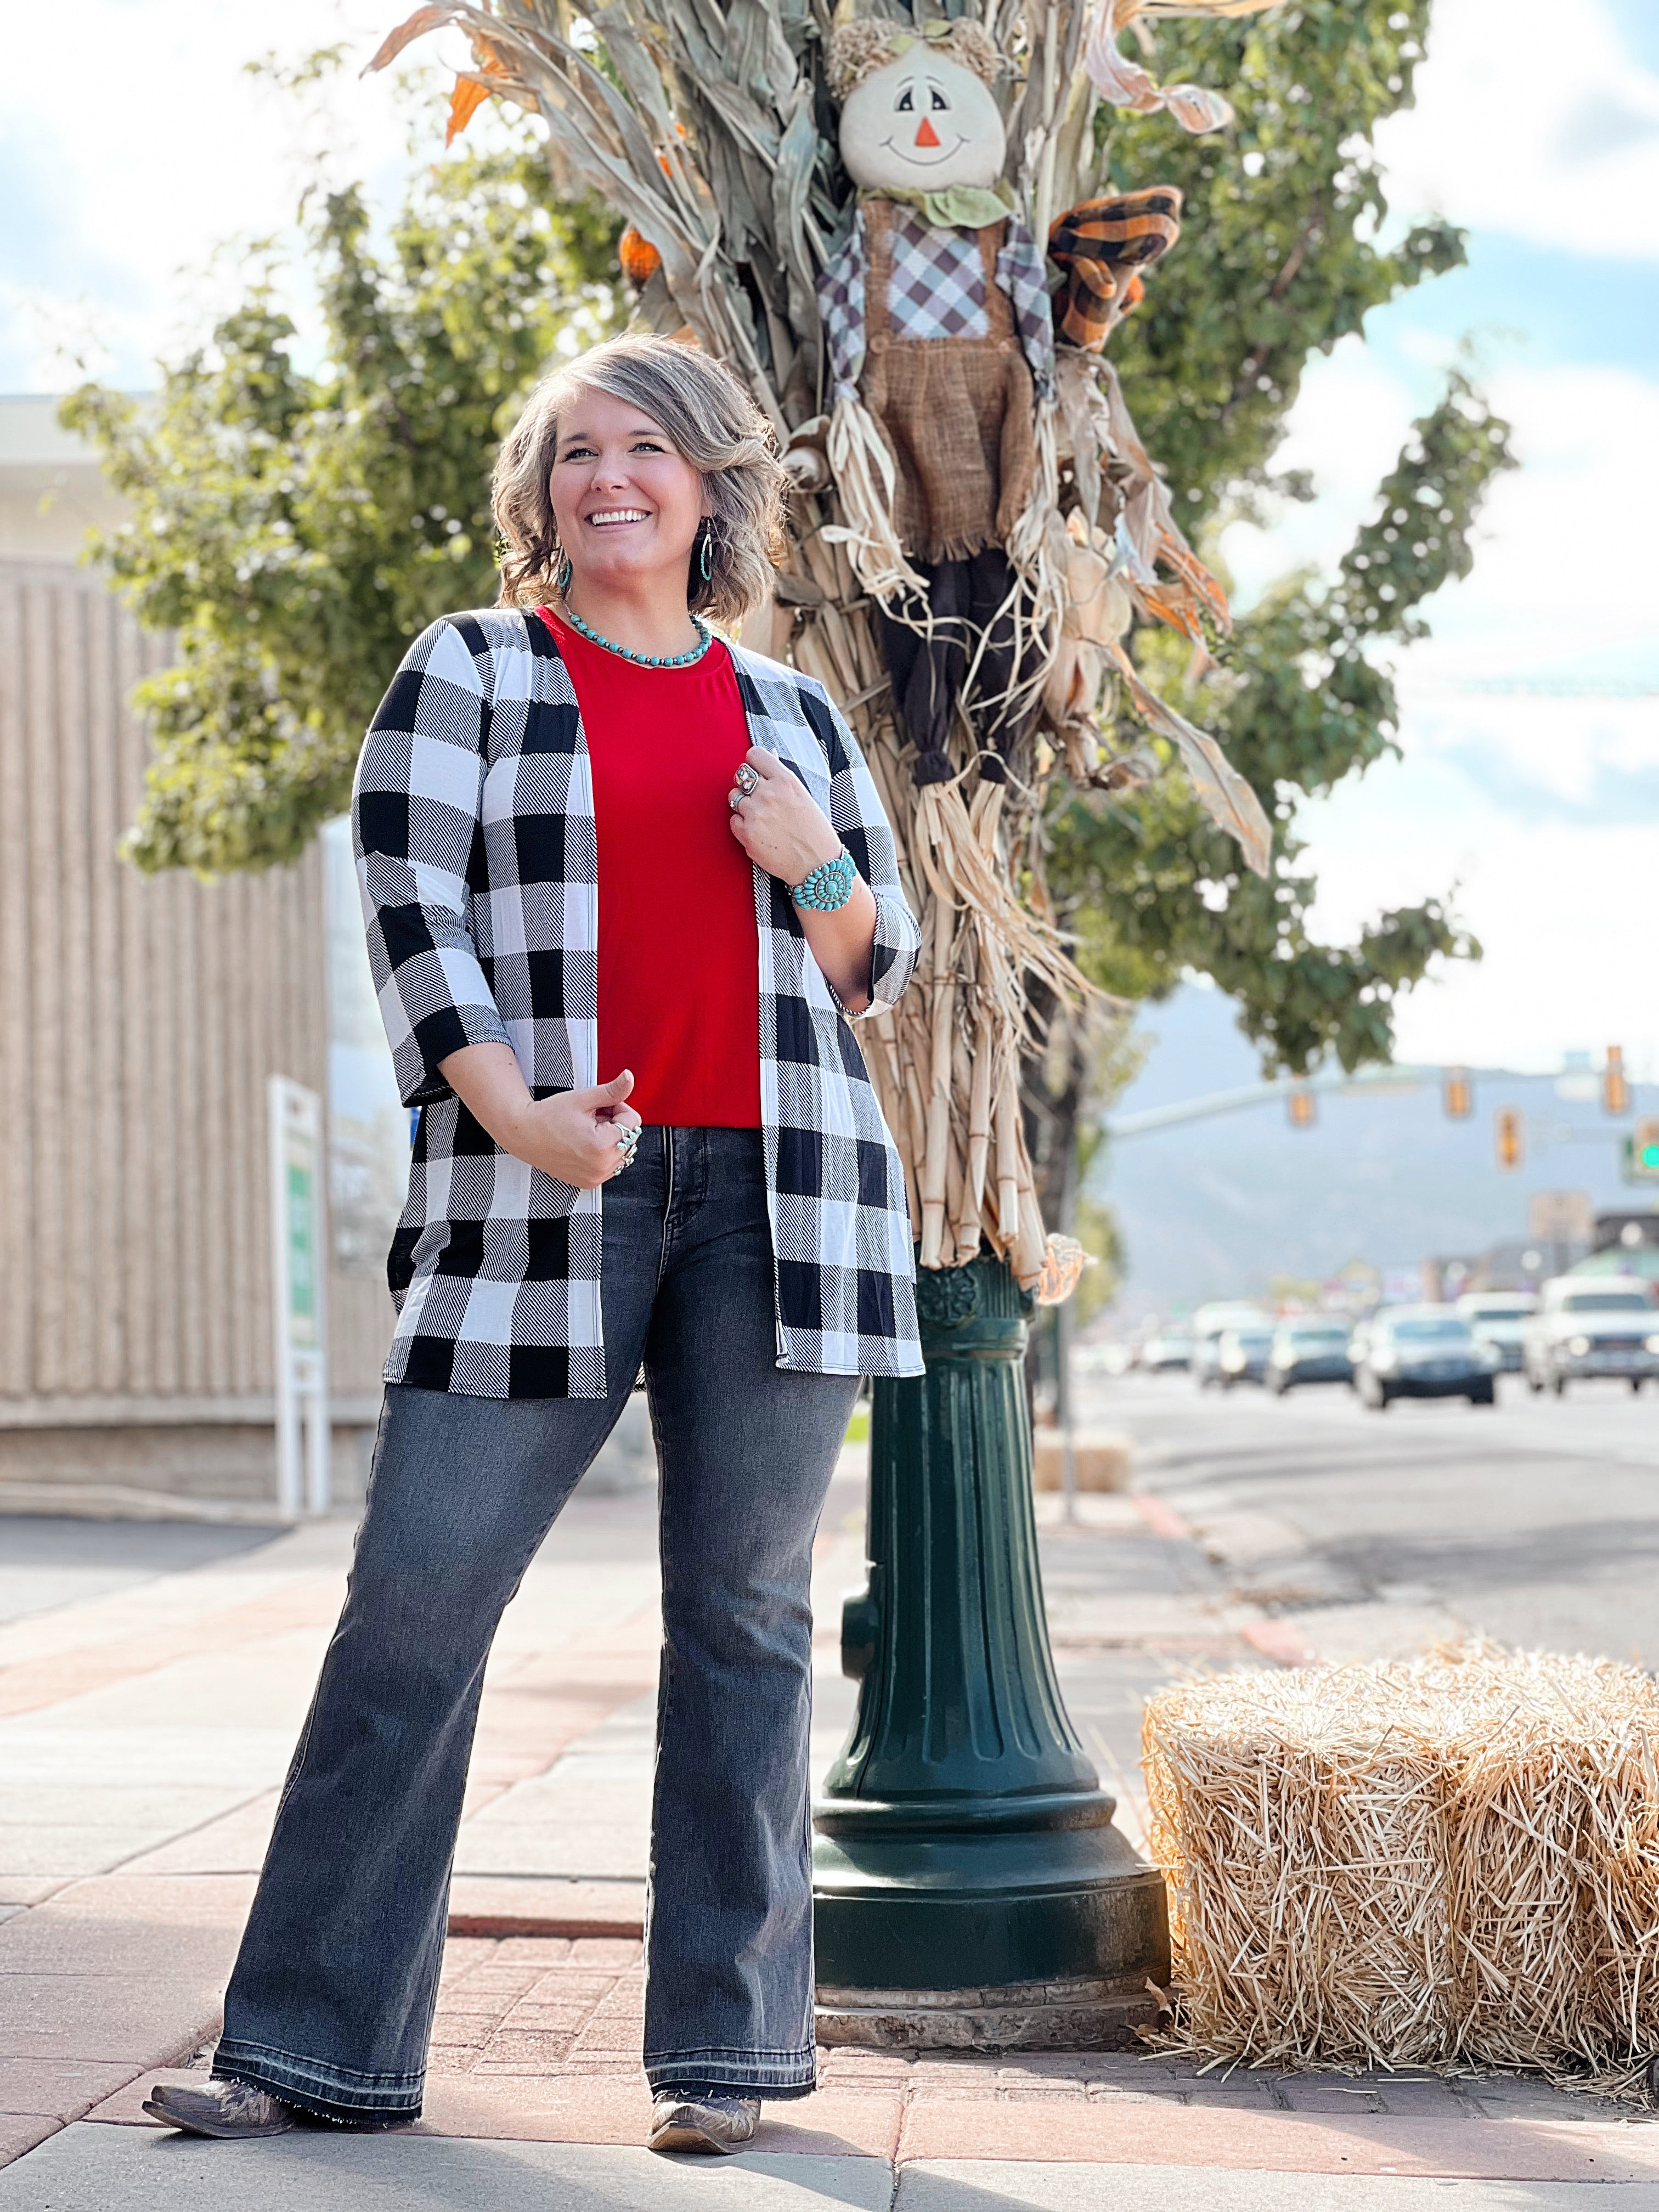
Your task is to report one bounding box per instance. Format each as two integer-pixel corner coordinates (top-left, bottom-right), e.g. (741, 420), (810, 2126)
(698, 522), (714, 583)
(556, 548), (573, 595)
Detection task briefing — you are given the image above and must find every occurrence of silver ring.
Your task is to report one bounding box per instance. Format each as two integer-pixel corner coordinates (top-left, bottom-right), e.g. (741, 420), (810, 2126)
(728, 789), (743, 811)
(734, 763), (760, 795)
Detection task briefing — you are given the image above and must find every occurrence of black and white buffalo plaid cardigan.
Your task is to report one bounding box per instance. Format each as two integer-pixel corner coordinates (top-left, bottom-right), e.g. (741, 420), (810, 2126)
(352, 606), (925, 1399)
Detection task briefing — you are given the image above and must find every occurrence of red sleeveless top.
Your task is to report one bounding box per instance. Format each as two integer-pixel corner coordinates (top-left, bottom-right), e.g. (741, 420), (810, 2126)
(540, 608), (761, 1128)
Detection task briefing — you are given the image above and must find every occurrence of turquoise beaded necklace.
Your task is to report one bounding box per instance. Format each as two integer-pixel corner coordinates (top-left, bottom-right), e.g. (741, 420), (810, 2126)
(559, 599), (714, 670)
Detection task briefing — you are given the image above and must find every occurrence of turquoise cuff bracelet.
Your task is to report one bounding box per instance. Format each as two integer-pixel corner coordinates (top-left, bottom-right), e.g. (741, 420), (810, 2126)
(791, 849), (857, 912)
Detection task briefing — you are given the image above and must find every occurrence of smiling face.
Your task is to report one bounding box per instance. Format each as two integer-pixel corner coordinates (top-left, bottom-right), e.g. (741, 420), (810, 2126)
(838, 49), (1006, 194)
(547, 385), (709, 597)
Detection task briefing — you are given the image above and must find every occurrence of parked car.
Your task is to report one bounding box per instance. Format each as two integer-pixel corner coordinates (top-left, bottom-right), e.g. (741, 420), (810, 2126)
(1192, 1302), (1269, 1390)
(1345, 1307), (1402, 1374)
(1141, 1330), (1195, 1372)
(1352, 1306), (1499, 1409)
(1266, 1318), (1356, 1395)
(1215, 1323), (1276, 1388)
(1455, 1290), (1538, 1374)
(1521, 1277), (1659, 1395)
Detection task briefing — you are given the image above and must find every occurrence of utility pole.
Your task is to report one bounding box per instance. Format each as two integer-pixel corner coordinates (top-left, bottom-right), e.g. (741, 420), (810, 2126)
(1054, 1297), (1077, 1525)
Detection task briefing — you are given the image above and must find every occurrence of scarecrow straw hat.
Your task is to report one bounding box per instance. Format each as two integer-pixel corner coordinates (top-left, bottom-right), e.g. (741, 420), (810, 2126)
(826, 18), (1002, 101)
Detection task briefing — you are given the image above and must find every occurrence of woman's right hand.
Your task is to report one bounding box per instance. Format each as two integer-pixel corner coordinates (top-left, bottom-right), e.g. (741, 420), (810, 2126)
(502, 1071), (642, 1190)
(437, 1045), (642, 1190)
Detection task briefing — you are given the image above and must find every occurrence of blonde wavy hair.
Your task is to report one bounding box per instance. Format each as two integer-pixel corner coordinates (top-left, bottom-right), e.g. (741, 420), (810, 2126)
(492, 335), (789, 627)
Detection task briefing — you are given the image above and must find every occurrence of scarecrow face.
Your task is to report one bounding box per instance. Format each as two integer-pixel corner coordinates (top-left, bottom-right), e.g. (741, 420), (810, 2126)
(838, 49), (1006, 195)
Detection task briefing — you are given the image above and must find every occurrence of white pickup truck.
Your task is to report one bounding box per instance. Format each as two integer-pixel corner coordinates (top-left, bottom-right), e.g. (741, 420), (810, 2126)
(1521, 1276), (1659, 1395)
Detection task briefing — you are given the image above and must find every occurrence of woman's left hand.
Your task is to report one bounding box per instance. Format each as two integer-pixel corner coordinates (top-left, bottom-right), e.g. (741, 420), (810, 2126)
(727, 748), (842, 886)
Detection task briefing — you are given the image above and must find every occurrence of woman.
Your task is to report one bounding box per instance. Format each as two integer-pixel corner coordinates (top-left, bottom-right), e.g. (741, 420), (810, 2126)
(144, 334), (922, 2155)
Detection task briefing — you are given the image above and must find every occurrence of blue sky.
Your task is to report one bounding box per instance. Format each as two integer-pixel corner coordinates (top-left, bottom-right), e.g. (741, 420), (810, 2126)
(1209, 0), (1659, 1078)
(2, 0), (1655, 1078)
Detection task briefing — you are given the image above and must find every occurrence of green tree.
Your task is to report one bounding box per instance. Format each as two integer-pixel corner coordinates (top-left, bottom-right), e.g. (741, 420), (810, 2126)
(1057, 0), (1513, 1066)
(64, 138), (621, 875)
(69, 5), (1511, 1128)
(1021, 0), (1514, 1222)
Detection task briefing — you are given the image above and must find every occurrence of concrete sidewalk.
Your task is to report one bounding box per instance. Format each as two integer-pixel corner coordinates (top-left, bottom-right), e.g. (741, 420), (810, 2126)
(5, 1441), (1657, 2205)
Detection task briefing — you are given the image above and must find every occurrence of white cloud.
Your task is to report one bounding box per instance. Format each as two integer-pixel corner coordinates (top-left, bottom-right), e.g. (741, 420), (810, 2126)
(1217, 327), (1659, 1084)
(1298, 745), (1659, 1079)
(1375, 0), (1659, 261)
(1218, 335), (1419, 606)
(0, 0), (480, 390)
(1401, 690), (1659, 812)
(1222, 351), (1659, 686)
(1404, 359), (1659, 683)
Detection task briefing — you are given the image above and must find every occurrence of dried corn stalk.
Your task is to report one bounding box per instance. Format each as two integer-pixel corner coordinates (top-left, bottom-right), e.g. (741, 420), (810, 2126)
(369, 0), (1274, 1282)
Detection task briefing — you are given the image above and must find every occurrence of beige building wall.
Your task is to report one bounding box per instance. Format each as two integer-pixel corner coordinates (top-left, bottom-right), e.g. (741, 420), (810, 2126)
(0, 456), (397, 1515)
(0, 398), (128, 564)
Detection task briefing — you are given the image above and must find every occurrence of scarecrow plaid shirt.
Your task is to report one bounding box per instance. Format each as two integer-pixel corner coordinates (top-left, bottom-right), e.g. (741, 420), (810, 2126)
(353, 607), (925, 1399)
(819, 202), (1056, 404)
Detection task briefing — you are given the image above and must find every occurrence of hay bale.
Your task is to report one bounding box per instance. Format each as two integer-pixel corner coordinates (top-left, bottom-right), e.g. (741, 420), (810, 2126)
(1143, 1643), (1659, 2083)
(1031, 1429), (1132, 1492)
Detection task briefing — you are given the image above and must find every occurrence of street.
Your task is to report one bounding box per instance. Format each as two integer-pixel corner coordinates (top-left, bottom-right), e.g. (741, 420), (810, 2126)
(1096, 1370), (1659, 1667)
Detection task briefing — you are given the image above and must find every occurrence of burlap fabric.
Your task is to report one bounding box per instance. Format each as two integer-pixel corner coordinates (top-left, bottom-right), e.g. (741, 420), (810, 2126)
(860, 201), (1036, 564)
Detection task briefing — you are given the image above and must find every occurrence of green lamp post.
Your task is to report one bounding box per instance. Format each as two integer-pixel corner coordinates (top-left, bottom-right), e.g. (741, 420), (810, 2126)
(812, 1253), (1169, 2048)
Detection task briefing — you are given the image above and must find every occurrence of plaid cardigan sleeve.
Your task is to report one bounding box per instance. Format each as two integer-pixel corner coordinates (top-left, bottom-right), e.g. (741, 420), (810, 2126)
(352, 615), (512, 1108)
(799, 678), (921, 1020)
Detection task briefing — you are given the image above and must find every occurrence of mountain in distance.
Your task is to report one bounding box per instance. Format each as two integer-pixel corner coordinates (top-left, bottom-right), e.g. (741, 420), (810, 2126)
(1093, 982), (1657, 1321)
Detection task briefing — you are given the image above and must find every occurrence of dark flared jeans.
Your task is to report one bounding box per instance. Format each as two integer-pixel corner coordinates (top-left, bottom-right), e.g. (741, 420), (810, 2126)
(213, 1126), (857, 2123)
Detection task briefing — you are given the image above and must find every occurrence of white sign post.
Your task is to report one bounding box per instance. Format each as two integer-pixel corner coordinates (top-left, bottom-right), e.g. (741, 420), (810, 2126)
(269, 1076), (331, 1517)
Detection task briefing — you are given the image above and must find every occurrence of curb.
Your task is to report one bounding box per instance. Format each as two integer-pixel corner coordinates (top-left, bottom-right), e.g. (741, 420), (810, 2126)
(447, 1912), (646, 1940)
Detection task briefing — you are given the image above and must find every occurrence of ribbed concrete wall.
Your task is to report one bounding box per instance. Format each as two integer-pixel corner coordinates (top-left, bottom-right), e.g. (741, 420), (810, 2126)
(0, 560), (392, 1505)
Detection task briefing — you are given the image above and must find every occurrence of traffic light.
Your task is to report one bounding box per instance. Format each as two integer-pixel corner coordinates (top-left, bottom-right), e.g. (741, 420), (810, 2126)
(1287, 1086), (1317, 1129)
(1633, 1119), (1659, 1180)
(1604, 1046), (1630, 1116)
(1443, 1067), (1473, 1119)
(1495, 1108), (1524, 1171)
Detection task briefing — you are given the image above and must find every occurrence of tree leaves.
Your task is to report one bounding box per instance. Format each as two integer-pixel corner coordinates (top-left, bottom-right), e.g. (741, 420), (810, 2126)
(1050, 375), (1513, 1073)
(1045, 0), (1514, 1080)
(63, 143), (623, 876)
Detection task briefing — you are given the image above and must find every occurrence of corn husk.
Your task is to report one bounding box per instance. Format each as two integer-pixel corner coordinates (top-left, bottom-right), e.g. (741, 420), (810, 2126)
(368, 0), (1273, 1280)
(1144, 1642), (1659, 2094)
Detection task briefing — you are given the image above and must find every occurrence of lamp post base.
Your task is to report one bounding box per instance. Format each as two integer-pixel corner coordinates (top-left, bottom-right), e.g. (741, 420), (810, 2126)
(811, 1254), (1171, 2052)
(812, 1804), (1167, 1987)
(815, 1973), (1164, 2053)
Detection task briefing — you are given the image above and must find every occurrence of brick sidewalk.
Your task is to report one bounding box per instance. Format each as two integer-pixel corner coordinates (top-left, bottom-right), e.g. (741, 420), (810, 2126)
(8, 1451), (1659, 2200)
(91, 1938), (1659, 2185)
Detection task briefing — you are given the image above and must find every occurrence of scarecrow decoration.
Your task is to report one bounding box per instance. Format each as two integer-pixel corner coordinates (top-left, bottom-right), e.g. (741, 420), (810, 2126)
(815, 19), (1056, 791)
(368, 0), (1276, 1287)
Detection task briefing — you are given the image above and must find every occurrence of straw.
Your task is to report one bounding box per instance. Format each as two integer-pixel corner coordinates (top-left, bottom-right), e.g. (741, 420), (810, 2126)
(1143, 1643), (1659, 2095)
